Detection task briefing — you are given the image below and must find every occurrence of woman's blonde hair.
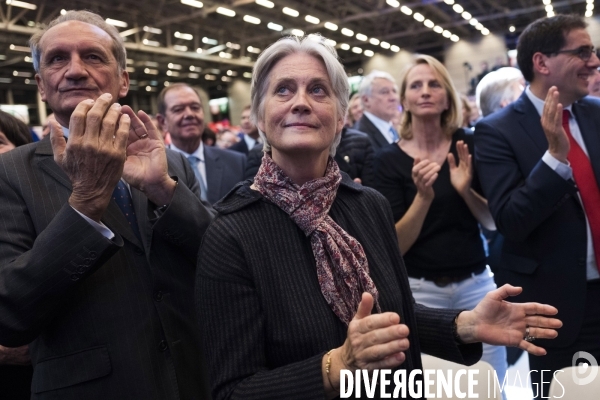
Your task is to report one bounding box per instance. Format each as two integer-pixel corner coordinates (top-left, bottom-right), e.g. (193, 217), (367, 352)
(399, 55), (462, 140)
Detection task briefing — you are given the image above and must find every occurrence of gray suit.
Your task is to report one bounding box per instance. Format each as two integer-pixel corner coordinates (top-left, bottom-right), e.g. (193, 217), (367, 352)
(0, 137), (214, 399)
(204, 146), (246, 204)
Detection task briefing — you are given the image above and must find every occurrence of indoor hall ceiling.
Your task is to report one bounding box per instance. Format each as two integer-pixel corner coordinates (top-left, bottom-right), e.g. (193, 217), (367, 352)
(0, 0), (594, 94)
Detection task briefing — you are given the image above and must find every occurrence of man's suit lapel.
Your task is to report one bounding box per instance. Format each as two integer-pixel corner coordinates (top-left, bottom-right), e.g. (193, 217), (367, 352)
(514, 93), (548, 154)
(34, 137), (143, 249)
(573, 99), (600, 189)
(204, 146), (222, 204)
(359, 116), (389, 149)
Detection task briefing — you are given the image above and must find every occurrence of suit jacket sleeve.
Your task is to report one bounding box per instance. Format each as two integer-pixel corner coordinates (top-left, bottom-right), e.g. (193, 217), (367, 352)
(196, 221), (326, 400)
(474, 118), (578, 242)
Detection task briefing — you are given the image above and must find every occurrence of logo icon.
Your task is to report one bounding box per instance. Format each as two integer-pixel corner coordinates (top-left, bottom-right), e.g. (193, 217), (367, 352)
(572, 351), (598, 386)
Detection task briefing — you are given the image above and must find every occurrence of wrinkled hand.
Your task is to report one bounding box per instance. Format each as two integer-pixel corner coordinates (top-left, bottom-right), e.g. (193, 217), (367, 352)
(50, 93), (130, 222)
(339, 293), (409, 371)
(447, 140), (473, 197)
(0, 345), (31, 366)
(541, 86), (570, 163)
(412, 158), (440, 201)
(121, 106), (176, 206)
(457, 284), (562, 356)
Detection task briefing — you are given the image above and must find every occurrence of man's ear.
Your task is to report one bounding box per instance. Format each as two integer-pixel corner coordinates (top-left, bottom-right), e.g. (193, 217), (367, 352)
(156, 114), (166, 132)
(35, 74), (46, 102)
(118, 69), (130, 99)
(532, 52), (551, 76)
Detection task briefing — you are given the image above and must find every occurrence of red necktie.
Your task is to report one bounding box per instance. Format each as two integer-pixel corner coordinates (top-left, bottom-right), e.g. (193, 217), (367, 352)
(562, 110), (600, 272)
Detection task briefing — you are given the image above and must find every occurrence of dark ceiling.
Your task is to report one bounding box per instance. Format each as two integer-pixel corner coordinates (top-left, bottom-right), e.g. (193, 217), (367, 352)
(0, 0), (593, 96)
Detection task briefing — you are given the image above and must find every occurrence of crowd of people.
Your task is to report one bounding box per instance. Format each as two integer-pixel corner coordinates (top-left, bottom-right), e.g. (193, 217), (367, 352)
(0, 9), (597, 400)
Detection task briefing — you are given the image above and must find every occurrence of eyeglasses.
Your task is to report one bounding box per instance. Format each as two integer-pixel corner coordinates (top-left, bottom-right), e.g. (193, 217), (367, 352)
(545, 46), (596, 61)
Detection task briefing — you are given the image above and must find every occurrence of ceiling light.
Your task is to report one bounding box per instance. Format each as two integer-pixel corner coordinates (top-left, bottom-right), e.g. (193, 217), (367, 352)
(202, 37), (218, 45)
(451, 35), (459, 42)
(6, 1), (37, 10)
(325, 39), (337, 47)
(142, 39), (160, 47)
(452, 4), (463, 13)
(352, 47), (362, 54)
(221, 76), (232, 82)
(145, 86), (153, 92)
(356, 33), (368, 41)
(205, 74), (217, 80)
(164, 81), (170, 87)
(173, 45), (188, 51)
(106, 18), (128, 28)
(282, 7), (299, 17)
(400, 6), (412, 15)
(586, 10), (593, 17)
(219, 52), (232, 59)
(587, 3), (594, 10)
(174, 31), (193, 40)
(0, 78), (12, 83)
(9, 44), (30, 52)
(243, 72), (252, 78)
(188, 73), (200, 79)
(143, 26), (162, 34)
(380, 41), (390, 49)
(509, 26), (515, 33)
(444, 0), (454, 4)
(442, 30), (451, 38)
(247, 46), (261, 54)
(386, 0), (400, 7)
(291, 29), (304, 37)
(481, 28), (490, 35)
(255, 0), (274, 8)
(268, 22), (283, 31)
(339, 43), (350, 50)
(461, 11), (471, 20)
(434, 26), (443, 33)
(545, 5), (553, 12)
(324, 22), (338, 31)
(126, 67), (135, 73)
(189, 65), (201, 71)
(196, 48), (203, 53)
(144, 68), (159, 75)
(227, 70), (238, 76)
(166, 70), (180, 77)
(469, 18), (478, 26)
(181, 0), (203, 8)
(364, 50), (374, 57)
(144, 61), (159, 67)
(305, 15), (320, 24)
(216, 7), (235, 17)
(413, 13), (425, 22)
(424, 19), (434, 28)
(226, 42), (241, 50)
(547, 11), (555, 17)
(370, 38), (380, 45)
(24, 56), (32, 62)
(168, 63), (182, 70)
(341, 28), (354, 36)
(243, 15), (261, 24)
(475, 23), (483, 30)
(12, 70), (32, 77)
(390, 45), (400, 52)
(60, 9), (67, 15)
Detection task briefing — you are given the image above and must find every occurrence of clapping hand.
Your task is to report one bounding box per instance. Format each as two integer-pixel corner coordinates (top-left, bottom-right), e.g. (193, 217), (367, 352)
(541, 86), (570, 163)
(412, 158), (440, 201)
(447, 140), (473, 197)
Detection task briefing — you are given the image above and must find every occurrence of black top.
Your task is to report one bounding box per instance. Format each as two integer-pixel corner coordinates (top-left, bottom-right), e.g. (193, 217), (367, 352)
(374, 129), (486, 280)
(196, 174), (481, 399)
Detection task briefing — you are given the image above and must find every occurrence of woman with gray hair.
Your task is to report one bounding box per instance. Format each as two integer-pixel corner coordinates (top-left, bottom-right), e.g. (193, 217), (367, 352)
(195, 37), (561, 400)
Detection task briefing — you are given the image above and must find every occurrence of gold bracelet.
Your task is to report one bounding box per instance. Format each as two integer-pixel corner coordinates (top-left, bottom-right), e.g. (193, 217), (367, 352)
(325, 349), (334, 374)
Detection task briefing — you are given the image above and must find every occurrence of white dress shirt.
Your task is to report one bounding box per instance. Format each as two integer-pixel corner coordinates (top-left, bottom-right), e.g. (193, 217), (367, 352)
(363, 111), (396, 144)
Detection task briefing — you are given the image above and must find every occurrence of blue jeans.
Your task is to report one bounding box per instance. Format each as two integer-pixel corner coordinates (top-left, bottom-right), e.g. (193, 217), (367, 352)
(408, 267), (508, 385)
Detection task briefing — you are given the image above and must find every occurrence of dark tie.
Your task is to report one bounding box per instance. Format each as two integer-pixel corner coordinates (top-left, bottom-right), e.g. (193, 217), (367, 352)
(112, 181), (142, 242)
(562, 110), (600, 272)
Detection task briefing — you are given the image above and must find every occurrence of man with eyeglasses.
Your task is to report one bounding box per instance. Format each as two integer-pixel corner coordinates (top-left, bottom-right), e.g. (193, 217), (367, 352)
(475, 14), (600, 398)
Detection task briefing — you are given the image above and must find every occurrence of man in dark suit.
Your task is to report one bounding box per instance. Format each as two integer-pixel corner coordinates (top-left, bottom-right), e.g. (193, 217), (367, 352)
(475, 14), (600, 398)
(229, 105), (260, 155)
(156, 84), (246, 204)
(0, 11), (213, 399)
(356, 70), (400, 150)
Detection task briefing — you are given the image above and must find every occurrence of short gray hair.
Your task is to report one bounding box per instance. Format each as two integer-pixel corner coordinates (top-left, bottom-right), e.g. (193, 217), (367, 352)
(250, 35), (349, 156)
(476, 67), (524, 117)
(29, 10), (127, 74)
(358, 70), (398, 107)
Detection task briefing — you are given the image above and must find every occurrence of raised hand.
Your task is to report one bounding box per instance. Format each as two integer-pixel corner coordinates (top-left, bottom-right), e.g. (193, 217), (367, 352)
(447, 140), (473, 197)
(456, 284), (562, 356)
(121, 106), (176, 206)
(541, 86), (570, 163)
(412, 157), (440, 201)
(50, 93), (130, 222)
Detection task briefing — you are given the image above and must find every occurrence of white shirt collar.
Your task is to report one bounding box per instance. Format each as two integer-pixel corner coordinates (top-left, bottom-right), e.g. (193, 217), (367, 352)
(525, 86), (573, 117)
(243, 134), (257, 149)
(169, 141), (204, 161)
(363, 111), (392, 133)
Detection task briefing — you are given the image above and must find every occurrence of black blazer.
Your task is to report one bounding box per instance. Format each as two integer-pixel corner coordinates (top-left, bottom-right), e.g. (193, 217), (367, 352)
(196, 175), (481, 399)
(204, 145), (247, 204)
(356, 114), (392, 150)
(228, 138), (251, 155)
(0, 137), (214, 399)
(475, 93), (600, 347)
